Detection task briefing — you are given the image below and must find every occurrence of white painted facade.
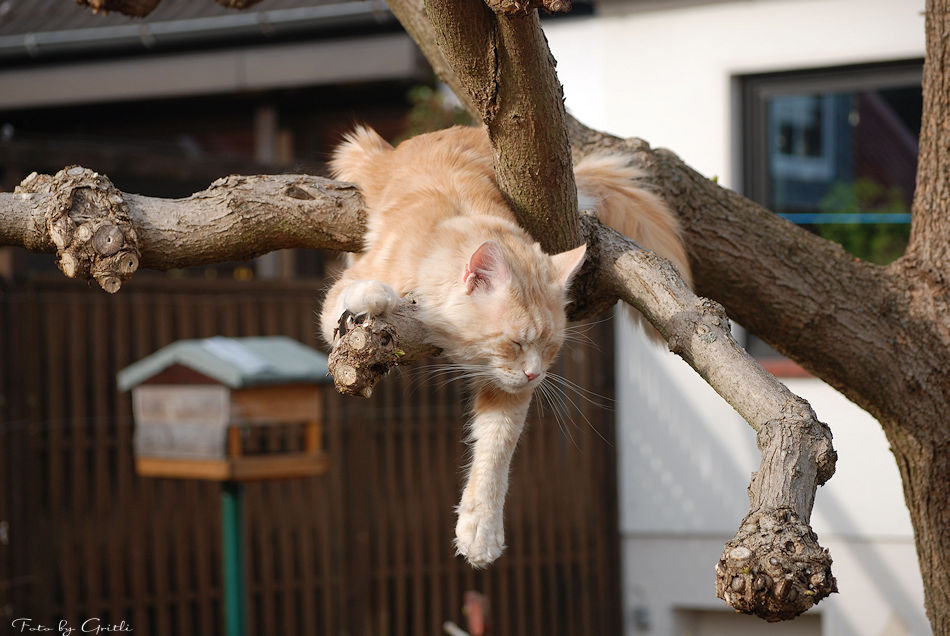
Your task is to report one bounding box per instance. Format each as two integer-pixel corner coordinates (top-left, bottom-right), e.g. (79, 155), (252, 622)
(545, 2), (929, 635)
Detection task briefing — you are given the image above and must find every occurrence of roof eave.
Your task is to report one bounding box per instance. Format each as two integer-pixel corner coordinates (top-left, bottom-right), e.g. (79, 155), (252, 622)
(0, 1), (395, 62)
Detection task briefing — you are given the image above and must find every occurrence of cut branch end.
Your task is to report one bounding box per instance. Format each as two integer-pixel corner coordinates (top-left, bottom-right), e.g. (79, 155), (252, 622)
(16, 166), (140, 292)
(716, 508), (837, 621)
(326, 301), (442, 397)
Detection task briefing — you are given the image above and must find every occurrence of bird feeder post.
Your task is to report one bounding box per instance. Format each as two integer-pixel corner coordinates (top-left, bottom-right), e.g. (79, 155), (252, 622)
(222, 480), (247, 636)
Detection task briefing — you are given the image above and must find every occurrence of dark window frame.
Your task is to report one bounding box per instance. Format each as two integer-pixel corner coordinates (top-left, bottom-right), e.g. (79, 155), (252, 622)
(739, 59), (923, 207)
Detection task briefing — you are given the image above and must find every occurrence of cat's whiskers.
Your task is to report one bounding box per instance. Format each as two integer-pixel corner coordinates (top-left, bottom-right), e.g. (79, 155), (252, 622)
(545, 371), (614, 409)
(534, 378), (579, 448)
(537, 372), (612, 445)
(562, 316), (614, 348)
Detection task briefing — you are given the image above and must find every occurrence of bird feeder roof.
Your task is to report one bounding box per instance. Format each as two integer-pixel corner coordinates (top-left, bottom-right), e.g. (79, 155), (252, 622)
(117, 336), (330, 391)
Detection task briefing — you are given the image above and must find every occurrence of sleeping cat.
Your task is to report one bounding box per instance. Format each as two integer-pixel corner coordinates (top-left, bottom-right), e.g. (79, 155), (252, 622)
(320, 125), (690, 568)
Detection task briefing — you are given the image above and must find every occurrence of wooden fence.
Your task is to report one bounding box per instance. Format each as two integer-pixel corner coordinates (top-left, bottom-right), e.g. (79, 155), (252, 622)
(0, 276), (620, 635)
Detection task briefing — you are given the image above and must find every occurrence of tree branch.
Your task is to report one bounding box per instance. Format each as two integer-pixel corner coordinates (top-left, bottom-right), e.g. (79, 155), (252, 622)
(588, 215), (837, 618)
(424, 0), (580, 253)
(3, 158), (840, 618)
(2, 168), (366, 286)
(565, 126), (950, 433)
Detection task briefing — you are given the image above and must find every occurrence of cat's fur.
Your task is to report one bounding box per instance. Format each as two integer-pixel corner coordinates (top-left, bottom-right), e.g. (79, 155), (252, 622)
(321, 125), (690, 568)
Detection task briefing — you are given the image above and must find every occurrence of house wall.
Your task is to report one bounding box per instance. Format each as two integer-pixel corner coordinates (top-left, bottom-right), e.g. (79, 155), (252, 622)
(545, 2), (929, 635)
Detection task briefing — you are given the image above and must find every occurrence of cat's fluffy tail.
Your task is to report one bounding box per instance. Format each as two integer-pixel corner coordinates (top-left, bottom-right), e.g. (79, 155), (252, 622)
(574, 154), (692, 336)
(329, 125), (393, 184)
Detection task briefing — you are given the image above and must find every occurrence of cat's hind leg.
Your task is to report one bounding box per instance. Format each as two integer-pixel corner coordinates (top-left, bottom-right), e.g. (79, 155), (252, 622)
(341, 279), (400, 317)
(320, 274), (401, 346)
(455, 389), (532, 568)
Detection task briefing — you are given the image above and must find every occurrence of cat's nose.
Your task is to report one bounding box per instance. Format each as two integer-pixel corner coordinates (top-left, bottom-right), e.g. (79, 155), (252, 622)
(524, 370), (539, 381)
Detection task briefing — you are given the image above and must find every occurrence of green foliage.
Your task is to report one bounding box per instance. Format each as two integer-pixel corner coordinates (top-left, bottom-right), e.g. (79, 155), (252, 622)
(817, 178), (911, 265)
(397, 84), (474, 142)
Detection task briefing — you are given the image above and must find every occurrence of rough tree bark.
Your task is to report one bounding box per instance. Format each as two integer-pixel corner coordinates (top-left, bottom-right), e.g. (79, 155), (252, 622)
(2, 171), (367, 275)
(425, 0), (581, 253)
(3, 0), (949, 630)
(887, 0), (950, 629)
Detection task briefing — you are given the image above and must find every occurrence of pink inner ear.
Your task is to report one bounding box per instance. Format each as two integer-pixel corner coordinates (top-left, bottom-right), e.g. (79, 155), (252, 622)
(463, 241), (509, 294)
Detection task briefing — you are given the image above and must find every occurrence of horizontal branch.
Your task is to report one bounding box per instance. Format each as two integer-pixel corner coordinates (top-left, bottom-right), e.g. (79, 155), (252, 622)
(2, 168), (366, 289)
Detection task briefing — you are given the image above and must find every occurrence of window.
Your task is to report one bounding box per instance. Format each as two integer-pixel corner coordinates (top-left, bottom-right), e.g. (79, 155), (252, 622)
(743, 62), (922, 223)
(740, 60), (922, 363)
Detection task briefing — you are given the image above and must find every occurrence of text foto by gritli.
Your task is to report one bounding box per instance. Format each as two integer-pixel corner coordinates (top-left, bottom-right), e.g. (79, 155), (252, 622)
(10, 618), (133, 635)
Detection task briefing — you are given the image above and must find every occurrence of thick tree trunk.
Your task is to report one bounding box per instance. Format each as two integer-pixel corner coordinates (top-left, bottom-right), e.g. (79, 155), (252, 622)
(887, 1), (950, 631)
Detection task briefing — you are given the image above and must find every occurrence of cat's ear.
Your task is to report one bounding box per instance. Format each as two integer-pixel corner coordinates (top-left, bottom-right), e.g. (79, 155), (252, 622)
(463, 241), (510, 294)
(551, 244), (587, 289)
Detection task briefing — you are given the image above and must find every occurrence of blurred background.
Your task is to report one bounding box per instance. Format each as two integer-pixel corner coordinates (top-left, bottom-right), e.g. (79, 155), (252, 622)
(0, 0), (930, 635)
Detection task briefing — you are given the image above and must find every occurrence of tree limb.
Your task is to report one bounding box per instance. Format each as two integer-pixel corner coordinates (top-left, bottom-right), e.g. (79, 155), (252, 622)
(588, 215), (837, 618)
(1, 169), (366, 285)
(424, 0), (580, 253)
(565, 126), (950, 435)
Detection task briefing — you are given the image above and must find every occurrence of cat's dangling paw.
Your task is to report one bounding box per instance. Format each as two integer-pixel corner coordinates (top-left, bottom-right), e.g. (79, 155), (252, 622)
(455, 507), (505, 568)
(342, 280), (400, 318)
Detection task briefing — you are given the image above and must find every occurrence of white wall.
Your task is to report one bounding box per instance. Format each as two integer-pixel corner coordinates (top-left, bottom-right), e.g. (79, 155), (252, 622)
(547, 0), (925, 190)
(614, 326), (928, 635)
(546, 2), (928, 634)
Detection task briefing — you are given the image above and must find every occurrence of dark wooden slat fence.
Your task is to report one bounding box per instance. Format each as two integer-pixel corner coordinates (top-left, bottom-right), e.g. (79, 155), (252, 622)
(0, 276), (620, 635)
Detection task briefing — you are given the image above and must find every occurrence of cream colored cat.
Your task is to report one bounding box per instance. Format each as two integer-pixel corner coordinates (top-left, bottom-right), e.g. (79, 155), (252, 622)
(321, 125), (690, 568)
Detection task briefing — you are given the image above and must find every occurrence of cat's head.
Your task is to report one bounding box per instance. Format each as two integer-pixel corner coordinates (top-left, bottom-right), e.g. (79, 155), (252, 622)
(441, 239), (587, 394)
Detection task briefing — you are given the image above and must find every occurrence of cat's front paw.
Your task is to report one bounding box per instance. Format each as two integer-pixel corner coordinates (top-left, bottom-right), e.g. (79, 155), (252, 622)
(342, 280), (400, 317)
(455, 507), (505, 568)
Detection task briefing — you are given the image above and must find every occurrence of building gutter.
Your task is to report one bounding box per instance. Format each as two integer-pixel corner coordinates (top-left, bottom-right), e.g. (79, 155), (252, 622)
(0, 1), (394, 61)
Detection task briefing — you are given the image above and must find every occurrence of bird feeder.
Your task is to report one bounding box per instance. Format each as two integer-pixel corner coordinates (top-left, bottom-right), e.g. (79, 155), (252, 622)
(117, 336), (330, 481)
(118, 336), (332, 636)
